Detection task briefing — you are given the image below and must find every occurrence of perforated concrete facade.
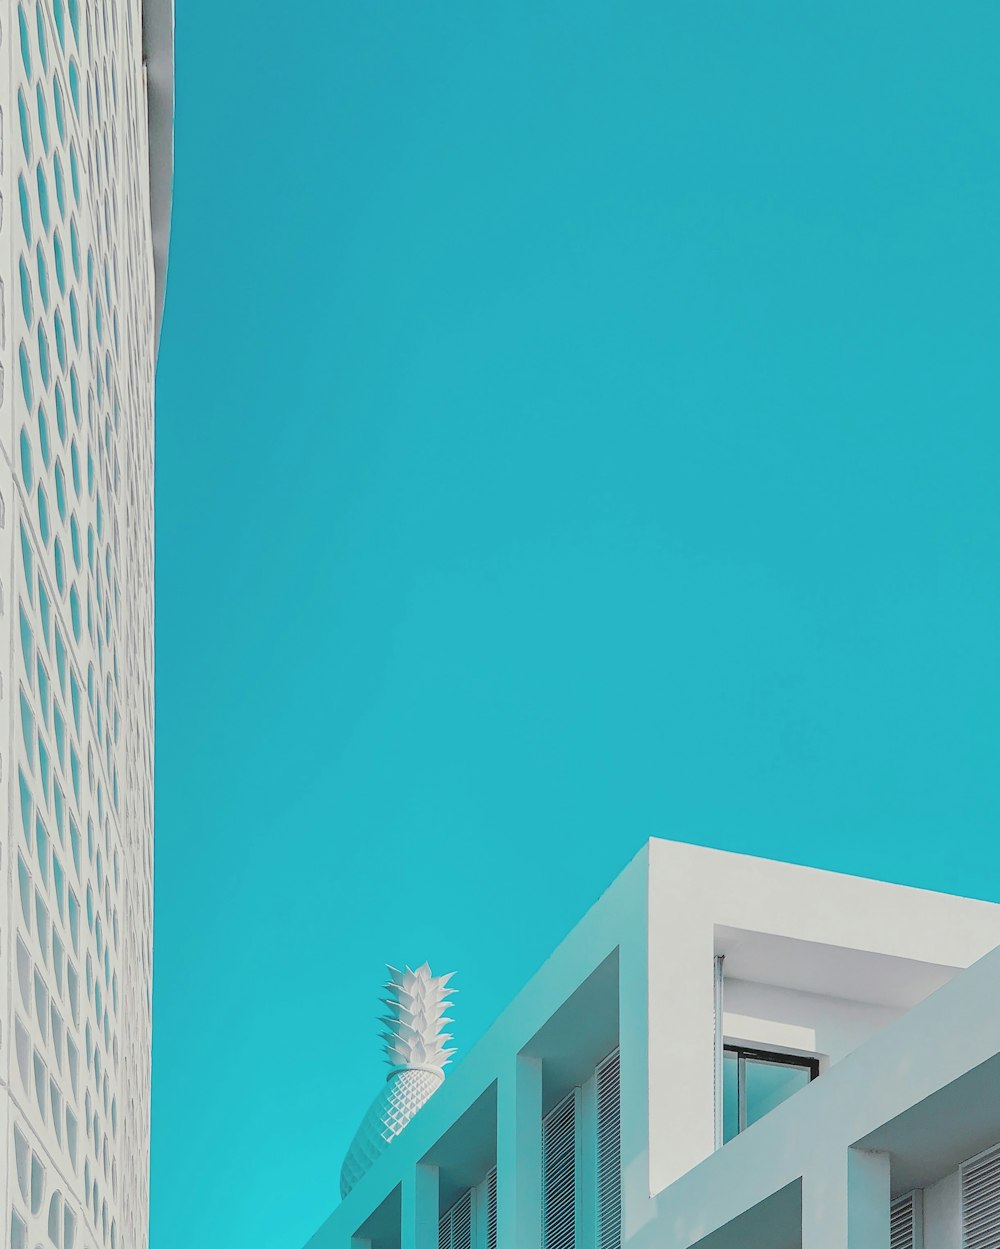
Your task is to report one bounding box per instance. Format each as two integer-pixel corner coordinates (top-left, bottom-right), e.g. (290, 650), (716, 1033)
(0, 2), (171, 1247)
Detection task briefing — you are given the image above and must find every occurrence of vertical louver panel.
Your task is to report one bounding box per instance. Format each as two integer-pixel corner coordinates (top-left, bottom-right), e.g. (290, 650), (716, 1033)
(439, 1189), (473, 1249)
(891, 1191), (922, 1249)
(543, 1091), (577, 1249)
(963, 1144), (1000, 1249)
(596, 1050), (622, 1249)
(485, 1167), (497, 1249)
(453, 1192), (473, 1249)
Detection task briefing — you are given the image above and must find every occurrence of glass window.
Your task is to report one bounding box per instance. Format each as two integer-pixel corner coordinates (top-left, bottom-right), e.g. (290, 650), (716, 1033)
(723, 1046), (818, 1141)
(722, 1049), (739, 1143)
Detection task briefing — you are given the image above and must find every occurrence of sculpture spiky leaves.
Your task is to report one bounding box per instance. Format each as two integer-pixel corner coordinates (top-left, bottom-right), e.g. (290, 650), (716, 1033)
(379, 964), (456, 1070)
(339, 964), (456, 1199)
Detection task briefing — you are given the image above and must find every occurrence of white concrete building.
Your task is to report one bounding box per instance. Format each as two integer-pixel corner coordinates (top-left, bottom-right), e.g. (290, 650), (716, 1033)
(0, 1), (172, 1247)
(309, 840), (1000, 1249)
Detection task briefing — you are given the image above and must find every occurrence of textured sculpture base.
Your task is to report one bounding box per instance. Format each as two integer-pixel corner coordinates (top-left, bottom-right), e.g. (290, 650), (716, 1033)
(340, 1068), (443, 1198)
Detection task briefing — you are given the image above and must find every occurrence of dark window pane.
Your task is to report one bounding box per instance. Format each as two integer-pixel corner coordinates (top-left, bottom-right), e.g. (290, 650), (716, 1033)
(723, 1050), (739, 1142)
(744, 1057), (811, 1127)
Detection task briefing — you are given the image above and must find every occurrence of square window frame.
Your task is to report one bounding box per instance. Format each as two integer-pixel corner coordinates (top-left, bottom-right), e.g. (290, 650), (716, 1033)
(723, 1044), (819, 1138)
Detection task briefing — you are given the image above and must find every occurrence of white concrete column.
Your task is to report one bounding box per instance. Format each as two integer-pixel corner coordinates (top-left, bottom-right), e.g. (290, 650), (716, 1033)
(802, 1148), (890, 1249)
(402, 1163), (439, 1249)
(646, 853), (716, 1196)
(620, 907), (653, 1241)
(497, 1053), (542, 1249)
(577, 1070), (598, 1249)
(847, 1150), (891, 1249)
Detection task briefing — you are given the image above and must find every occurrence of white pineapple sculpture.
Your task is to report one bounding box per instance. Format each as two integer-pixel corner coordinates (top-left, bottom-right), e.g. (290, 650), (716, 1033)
(340, 963), (456, 1199)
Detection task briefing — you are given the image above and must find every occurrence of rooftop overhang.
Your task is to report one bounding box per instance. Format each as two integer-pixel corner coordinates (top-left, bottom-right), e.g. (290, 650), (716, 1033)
(143, 0), (174, 354)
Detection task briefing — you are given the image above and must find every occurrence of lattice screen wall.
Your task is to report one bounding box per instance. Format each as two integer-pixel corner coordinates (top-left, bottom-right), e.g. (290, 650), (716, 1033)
(0, 2), (157, 1247)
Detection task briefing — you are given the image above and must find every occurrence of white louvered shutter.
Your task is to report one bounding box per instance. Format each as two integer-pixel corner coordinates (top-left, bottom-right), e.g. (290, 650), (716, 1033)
(963, 1143), (1000, 1249)
(890, 1191), (922, 1249)
(485, 1167), (497, 1249)
(596, 1050), (622, 1249)
(439, 1189), (473, 1249)
(543, 1091), (577, 1249)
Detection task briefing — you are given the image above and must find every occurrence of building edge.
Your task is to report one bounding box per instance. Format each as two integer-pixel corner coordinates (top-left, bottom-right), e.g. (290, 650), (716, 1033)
(143, 0), (175, 353)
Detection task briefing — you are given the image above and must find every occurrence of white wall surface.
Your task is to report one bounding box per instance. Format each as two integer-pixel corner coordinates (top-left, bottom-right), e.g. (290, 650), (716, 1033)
(723, 978), (903, 1066)
(646, 839), (1000, 1203)
(922, 1171), (960, 1249)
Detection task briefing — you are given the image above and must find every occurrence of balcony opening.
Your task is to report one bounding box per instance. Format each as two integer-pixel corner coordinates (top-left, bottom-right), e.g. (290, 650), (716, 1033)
(722, 1045), (818, 1142)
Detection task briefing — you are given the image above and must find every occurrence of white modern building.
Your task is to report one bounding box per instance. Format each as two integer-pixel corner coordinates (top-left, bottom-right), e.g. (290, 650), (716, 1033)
(308, 839), (1000, 1249)
(1, 1), (172, 1247)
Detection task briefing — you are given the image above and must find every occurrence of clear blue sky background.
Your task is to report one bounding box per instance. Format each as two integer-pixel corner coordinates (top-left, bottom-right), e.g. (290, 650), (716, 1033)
(152, 3), (1000, 1246)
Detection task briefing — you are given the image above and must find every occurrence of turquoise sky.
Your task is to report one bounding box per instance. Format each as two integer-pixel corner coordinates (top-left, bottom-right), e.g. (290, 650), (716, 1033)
(152, 3), (1000, 1246)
